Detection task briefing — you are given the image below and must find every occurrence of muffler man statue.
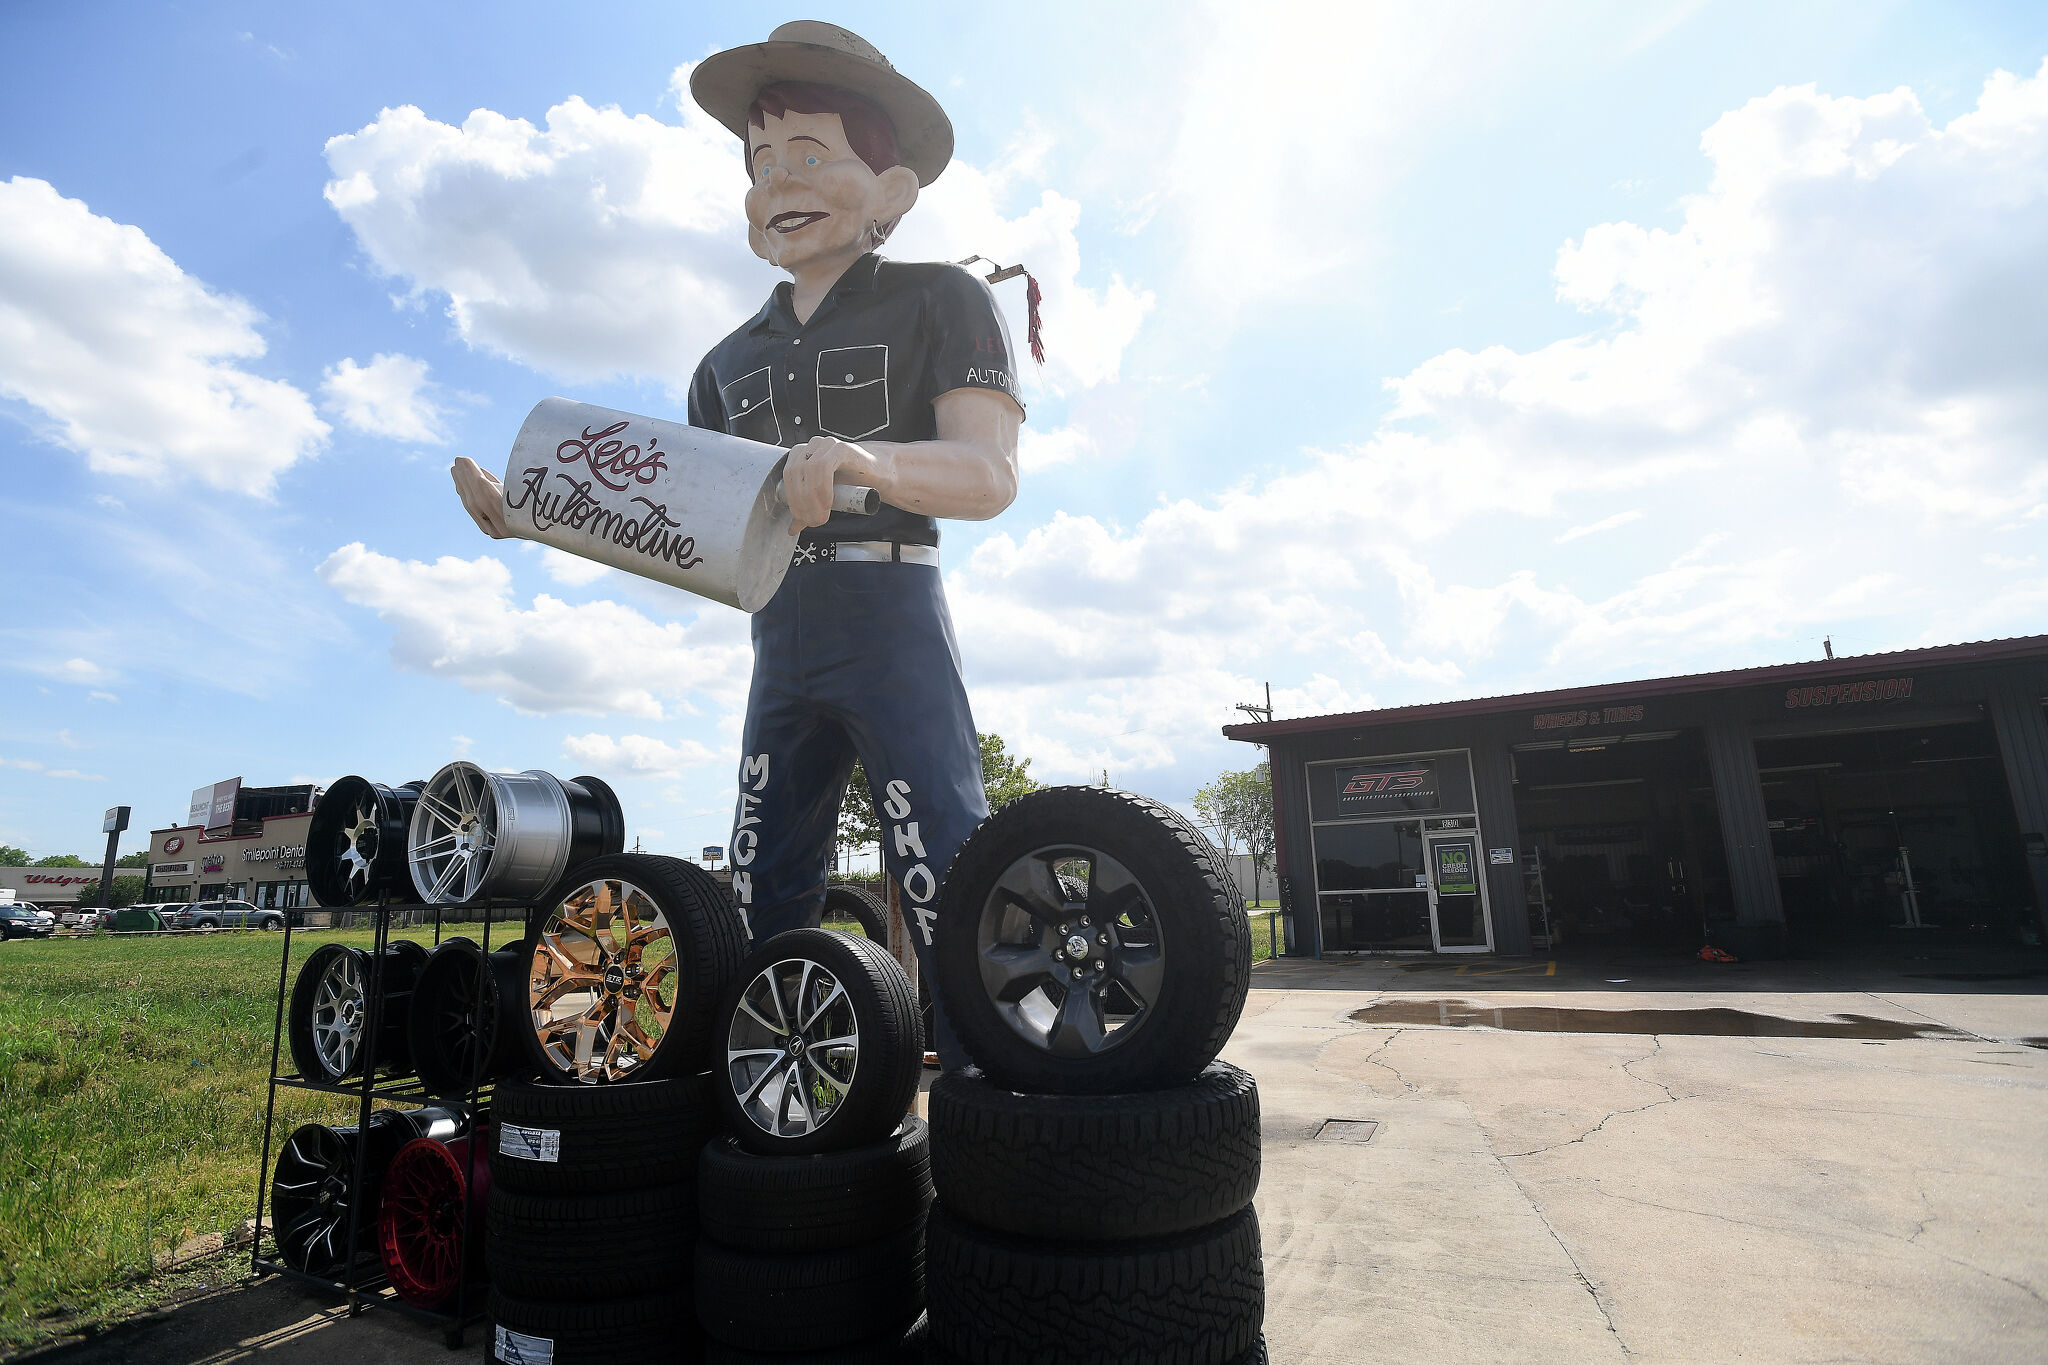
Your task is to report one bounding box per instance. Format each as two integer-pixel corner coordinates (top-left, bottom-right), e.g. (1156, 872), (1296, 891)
(454, 20), (1023, 1069)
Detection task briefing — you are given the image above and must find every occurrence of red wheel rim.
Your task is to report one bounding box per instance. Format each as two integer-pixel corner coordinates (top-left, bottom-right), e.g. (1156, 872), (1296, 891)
(376, 1131), (489, 1306)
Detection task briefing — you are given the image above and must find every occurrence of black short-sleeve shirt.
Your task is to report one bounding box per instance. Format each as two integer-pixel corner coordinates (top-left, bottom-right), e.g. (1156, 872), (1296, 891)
(686, 254), (1024, 547)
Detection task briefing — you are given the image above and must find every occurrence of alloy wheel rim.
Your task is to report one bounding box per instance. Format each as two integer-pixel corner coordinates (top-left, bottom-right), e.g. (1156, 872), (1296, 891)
(337, 792), (381, 902)
(310, 950), (366, 1078)
(271, 1125), (354, 1274)
(529, 877), (678, 1083)
(409, 766), (497, 904)
(725, 957), (860, 1138)
(974, 846), (1165, 1057)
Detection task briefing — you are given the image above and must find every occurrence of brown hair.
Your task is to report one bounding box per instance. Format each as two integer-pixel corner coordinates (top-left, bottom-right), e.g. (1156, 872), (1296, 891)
(745, 82), (902, 177)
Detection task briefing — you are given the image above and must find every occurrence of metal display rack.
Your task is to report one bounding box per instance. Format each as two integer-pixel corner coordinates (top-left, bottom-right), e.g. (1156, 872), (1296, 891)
(249, 889), (531, 1348)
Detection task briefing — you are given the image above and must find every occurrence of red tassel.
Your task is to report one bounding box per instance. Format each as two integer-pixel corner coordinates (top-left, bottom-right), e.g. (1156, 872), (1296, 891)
(1025, 272), (1044, 365)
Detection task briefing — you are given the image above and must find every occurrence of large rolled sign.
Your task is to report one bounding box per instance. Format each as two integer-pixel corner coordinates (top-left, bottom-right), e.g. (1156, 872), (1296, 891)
(501, 398), (877, 613)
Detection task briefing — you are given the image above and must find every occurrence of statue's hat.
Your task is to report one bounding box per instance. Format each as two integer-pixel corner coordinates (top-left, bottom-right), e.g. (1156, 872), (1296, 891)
(690, 21), (954, 186)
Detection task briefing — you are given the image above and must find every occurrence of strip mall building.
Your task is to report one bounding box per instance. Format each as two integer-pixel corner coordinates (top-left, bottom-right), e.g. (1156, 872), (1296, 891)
(1224, 637), (2048, 959)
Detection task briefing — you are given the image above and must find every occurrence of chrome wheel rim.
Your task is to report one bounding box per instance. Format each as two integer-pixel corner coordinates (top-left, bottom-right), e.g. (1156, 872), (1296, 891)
(408, 765), (497, 904)
(975, 846), (1164, 1057)
(310, 950), (366, 1077)
(529, 877), (678, 1083)
(725, 957), (859, 1139)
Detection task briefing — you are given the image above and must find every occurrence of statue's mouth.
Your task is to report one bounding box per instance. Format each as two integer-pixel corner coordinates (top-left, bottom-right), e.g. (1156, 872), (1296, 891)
(768, 211), (829, 234)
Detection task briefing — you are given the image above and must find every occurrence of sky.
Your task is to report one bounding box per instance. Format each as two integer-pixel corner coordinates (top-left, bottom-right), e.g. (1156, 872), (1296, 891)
(2, 0), (2045, 865)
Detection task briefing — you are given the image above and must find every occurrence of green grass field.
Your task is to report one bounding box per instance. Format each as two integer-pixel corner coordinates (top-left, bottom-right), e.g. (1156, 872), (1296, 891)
(0, 930), (374, 1350)
(1, 907), (1285, 1348)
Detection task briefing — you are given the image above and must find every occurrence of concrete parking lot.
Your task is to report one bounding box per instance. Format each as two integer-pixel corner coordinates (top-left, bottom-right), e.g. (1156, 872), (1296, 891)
(24, 946), (2047, 1364)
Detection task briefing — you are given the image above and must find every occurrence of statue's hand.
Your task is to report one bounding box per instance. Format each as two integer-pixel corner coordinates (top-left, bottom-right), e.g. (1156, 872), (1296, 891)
(783, 435), (885, 536)
(451, 457), (510, 539)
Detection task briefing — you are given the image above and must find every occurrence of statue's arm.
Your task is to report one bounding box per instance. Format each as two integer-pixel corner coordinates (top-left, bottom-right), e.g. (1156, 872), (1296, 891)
(451, 456), (510, 539)
(780, 386), (1021, 534)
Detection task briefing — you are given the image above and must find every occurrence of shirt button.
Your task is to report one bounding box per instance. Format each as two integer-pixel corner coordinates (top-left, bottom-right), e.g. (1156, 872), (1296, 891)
(740, 398), (750, 409)
(787, 373), (795, 380)
(794, 416), (803, 425)
(793, 337), (803, 345)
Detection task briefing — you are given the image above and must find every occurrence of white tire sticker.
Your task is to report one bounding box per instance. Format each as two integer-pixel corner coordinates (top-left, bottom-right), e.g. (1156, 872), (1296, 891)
(498, 1123), (561, 1163)
(495, 1325), (554, 1364)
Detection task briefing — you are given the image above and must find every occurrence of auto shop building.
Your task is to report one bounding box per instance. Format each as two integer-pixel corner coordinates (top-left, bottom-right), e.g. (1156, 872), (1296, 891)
(1223, 637), (2048, 959)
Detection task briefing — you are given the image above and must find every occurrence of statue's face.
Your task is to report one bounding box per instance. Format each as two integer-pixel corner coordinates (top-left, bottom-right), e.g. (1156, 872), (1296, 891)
(744, 108), (916, 272)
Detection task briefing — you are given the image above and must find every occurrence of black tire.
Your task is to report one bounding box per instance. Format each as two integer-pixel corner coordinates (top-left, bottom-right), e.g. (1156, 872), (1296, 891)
(934, 786), (1251, 1094)
(490, 1072), (716, 1195)
(694, 1225), (924, 1352)
(928, 1062), (1259, 1242)
(715, 928), (921, 1156)
(698, 1118), (931, 1254)
(522, 853), (750, 1085)
(823, 884), (890, 943)
(703, 1311), (927, 1365)
(286, 940), (428, 1083)
(929, 1332), (1262, 1365)
(925, 1202), (1263, 1365)
(488, 1287), (695, 1365)
(407, 937), (533, 1098)
(486, 1181), (696, 1300)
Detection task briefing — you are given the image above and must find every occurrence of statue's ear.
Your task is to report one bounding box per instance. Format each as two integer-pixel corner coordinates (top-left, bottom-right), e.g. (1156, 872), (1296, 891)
(875, 164), (919, 224)
(748, 222), (772, 262)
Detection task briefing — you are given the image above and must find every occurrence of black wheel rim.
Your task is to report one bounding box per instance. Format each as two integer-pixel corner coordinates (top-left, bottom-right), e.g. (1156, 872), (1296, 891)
(271, 1124), (358, 1275)
(974, 845), (1165, 1058)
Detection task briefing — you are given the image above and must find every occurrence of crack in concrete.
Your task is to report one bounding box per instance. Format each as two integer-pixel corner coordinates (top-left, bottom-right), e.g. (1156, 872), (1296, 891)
(1358, 1027), (1418, 1094)
(1499, 1036), (1680, 1159)
(1489, 1150), (1633, 1357)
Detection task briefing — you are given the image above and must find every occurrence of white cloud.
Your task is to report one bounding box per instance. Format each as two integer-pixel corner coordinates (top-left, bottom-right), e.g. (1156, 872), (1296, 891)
(1556, 509), (1646, 543)
(322, 67), (1145, 397)
(317, 543), (750, 718)
(0, 177), (328, 492)
(45, 769), (106, 782)
(1015, 424), (1094, 473)
(561, 732), (721, 779)
(88, 691), (119, 704)
(1, 757), (44, 771)
(50, 658), (109, 684)
(522, 542), (614, 587)
(320, 353), (451, 444)
(947, 58), (2048, 783)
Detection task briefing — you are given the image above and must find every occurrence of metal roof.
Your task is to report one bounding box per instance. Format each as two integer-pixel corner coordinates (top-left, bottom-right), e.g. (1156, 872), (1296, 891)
(1222, 635), (2048, 742)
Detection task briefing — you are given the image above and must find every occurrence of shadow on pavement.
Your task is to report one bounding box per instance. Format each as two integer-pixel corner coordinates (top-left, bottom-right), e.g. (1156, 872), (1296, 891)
(17, 1275), (484, 1365)
(1253, 938), (2048, 997)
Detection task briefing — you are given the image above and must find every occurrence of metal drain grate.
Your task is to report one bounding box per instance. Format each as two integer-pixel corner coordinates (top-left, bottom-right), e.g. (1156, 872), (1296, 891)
(1313, 1118), (1380, 1143)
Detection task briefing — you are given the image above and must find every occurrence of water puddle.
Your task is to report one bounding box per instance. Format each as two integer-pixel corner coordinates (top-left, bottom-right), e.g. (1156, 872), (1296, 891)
(1349, 999), (1967, 1041)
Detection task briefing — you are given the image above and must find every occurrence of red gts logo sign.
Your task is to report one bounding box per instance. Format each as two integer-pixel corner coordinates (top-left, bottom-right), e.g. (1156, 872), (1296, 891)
(1343, 769), (1428, 795)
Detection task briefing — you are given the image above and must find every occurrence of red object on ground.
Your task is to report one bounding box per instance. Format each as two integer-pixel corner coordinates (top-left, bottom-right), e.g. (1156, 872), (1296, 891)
(377, 1128), (490, 1307)
(1698, 945), (1738, 963)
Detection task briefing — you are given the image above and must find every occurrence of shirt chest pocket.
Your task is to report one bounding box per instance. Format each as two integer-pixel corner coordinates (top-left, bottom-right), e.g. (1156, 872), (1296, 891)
(721, 366), (783, 445)
(816, 345), (890, 440)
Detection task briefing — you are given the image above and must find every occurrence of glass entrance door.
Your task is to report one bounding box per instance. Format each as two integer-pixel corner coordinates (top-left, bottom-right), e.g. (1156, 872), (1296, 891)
(1426, 834), (1493, 951)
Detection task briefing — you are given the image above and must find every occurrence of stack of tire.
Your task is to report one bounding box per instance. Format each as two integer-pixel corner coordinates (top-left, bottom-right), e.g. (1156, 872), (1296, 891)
(485, 853), (749, 1365)
(694, 927), (931, 1363)
(925, 787), (1267, 1365)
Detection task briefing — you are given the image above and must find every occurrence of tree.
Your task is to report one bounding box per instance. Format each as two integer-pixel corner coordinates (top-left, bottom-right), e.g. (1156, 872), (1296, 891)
(0, 845), (27, 866)
(116, 851), (150, 868)
(71, 876), (146, 909)
(1193, 762), (1276, 905)
(835, 732), (1043, 877)
(33, 854), (88, 867)
(979, 732), (1042, 813)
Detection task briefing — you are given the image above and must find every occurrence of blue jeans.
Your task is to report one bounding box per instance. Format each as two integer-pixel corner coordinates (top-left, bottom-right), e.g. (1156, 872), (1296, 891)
(730, 557), (988, 1069)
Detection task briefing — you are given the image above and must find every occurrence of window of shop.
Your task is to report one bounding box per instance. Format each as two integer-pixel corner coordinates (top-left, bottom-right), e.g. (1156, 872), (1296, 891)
(1306, 751), (1492, 953)
(256, 881), (310, 910)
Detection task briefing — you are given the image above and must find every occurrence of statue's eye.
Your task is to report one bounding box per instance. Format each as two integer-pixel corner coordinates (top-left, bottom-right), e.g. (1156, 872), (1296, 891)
(805, 155), (819, 166)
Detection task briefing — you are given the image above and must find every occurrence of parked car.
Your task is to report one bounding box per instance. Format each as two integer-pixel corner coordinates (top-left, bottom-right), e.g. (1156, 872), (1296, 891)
(1, 904), (54, 939)
(67, 906), (111, 928)
(173, 899), (285, 931)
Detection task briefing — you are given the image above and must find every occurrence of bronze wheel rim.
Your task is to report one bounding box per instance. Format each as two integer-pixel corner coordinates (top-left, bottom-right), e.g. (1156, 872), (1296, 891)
(528, 877), (677, 1082)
